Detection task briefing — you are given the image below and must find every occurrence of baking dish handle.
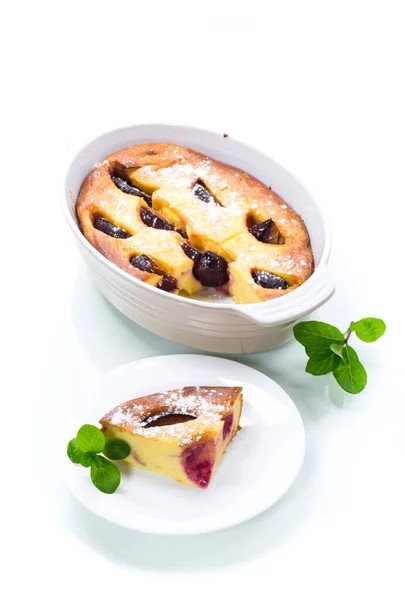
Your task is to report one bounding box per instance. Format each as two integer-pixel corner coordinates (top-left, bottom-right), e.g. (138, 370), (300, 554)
(231, 266), (335, 326)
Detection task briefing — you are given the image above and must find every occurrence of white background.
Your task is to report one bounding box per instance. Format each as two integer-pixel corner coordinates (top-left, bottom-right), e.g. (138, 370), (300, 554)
(3, 1), (404, 598)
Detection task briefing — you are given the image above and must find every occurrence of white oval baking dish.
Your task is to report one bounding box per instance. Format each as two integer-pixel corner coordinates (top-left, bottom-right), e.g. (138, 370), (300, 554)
(64, 124), (334, 354)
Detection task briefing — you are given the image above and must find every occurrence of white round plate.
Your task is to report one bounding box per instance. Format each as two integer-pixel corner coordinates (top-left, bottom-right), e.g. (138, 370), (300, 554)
(65, 355), (305, 535)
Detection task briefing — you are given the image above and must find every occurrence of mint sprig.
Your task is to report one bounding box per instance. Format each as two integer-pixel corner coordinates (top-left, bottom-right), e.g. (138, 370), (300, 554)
(293, 317), (386, 394)
(67, 424), (130, 494)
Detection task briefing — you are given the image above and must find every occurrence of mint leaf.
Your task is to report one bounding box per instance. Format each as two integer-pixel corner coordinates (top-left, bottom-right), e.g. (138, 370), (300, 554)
(351, 318), (386, 343)
(90, 456), (121, 494)
(333, 346), (367, 394)
(293, 321), (344, 355)
(103, 439), (131, 461)
(76, 424), (105, 454)
(90, 453), (101, 468)
(305, 347), (341, 375)
(330, 342), (345, 358)
(67, 438), (83, 464)
(80, 451), (96, 468)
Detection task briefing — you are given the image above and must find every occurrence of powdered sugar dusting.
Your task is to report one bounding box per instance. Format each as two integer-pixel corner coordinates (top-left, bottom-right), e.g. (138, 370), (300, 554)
(102, 387), (237, 446)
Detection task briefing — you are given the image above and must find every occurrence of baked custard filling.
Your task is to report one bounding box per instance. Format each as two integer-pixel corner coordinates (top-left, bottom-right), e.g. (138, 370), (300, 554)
(77, 143), (314, 303)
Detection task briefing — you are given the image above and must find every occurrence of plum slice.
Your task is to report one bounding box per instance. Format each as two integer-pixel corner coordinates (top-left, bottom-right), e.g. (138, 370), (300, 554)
(143, 412), (196, 428)
(157, 275), (177, 293)
(112, 175), (152, 206)
(192, 181), (219, 205)
(181, 243), (201, 263)
(93, 215), (131, 239)
(140, 207), (175, 231)
(130, 254), (160, 274)
(181, 245), (228, 286)
(194, 251), (229, 287)
(130, 254), (177, 292)
(252, 271), (288, 289)
(248, 218), (283, 244)
(181, 441), (216, 489)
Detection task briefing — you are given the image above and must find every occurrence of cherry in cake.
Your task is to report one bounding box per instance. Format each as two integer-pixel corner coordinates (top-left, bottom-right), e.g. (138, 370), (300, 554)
(76, 143), (314, 303)
(99, 386), (243, 488)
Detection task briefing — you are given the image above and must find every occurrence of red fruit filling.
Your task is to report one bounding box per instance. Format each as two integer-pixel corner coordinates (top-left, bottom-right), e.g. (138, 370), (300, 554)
(181, 442), (216, 488)
(222, 412), (234, 440)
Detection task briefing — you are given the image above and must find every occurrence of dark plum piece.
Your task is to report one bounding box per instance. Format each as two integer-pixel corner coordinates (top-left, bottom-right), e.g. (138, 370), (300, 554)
(140, 207), (186, 236)
(194, 251), (229, 287)
(157, 275), (177, 293)
(130, 254), (162, 274)
(181, 243), (201, 263)
(140, 207), (175, 231)
(248, 218), (270, 241)
(143, 412), (196, 428)
(252, 271), (288, 290)
(192, 181), (219, 205)
(93, 215), (131, 239)
(181, 442), (216, 488)
(112, 175), (152, 206)
(248, 218), (281, 244)
(130, 255), (177, 293)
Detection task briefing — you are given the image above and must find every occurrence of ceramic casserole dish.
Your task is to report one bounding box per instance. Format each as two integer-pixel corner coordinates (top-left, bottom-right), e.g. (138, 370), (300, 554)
(64, 124), (334, 353)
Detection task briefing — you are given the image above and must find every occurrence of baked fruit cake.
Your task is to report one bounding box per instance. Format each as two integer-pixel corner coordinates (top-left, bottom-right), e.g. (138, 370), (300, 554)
(100, 386), (243, 488)
(77, 143), (314, 303)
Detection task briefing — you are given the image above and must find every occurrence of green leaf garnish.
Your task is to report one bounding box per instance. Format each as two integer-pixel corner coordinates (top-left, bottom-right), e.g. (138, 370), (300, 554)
(90, 453), (101, 467)
(103, 438), (131, 461)
(80, 451), (97, 468)
(76, 424), (105, 454)
(350, 318), (386, 342)
(67, 438), (83, 464)
(67, 425), (128, 494)
(305, 347), (341, 375)
(330, 342), (344, 358)
(293, 321), (344, 355)
(333, 346), (367, 394)
(293, 317), (385, 397)
(90, 456), (121, 494)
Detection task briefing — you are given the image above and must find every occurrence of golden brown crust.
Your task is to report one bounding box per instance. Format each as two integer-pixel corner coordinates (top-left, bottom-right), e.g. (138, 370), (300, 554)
(100, 386), (243, 446)
(100, 386), (242, 428)
(77, 143), (314, 302)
